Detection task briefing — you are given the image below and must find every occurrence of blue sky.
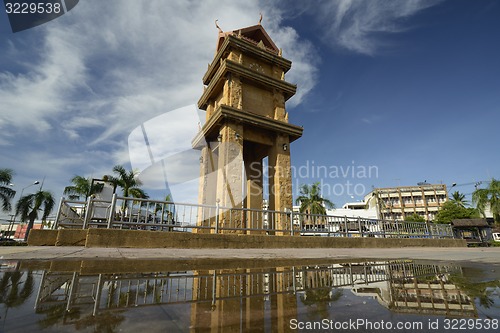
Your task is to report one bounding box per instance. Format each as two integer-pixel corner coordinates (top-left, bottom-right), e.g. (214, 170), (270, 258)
(1, 0), (499, 218)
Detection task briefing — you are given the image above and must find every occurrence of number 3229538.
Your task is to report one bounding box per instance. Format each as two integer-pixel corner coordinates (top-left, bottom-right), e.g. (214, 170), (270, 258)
(5, 2), (62, 14)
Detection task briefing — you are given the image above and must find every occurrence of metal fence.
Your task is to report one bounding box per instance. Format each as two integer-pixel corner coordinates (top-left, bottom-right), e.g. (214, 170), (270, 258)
(53, 194), (454, 239)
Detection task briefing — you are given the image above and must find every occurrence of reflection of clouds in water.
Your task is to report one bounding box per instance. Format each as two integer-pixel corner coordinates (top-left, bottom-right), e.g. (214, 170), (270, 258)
(128, 105), (204, 202)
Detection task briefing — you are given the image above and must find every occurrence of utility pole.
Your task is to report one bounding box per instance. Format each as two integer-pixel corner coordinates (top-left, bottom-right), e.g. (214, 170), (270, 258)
(10, 180), (40, 239)
(7, 214), (15, 239)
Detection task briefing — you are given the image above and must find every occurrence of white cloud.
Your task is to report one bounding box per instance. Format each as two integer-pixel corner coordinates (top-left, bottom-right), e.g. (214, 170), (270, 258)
(311, 0), (444, 55)
(0, 26), (87, 134)
(128, 105), (202, 166)
(254, 3), (319, 106)
(0, 0), (318, 213)
(361, 114), (383, 124)
(1, 1), (317, 144)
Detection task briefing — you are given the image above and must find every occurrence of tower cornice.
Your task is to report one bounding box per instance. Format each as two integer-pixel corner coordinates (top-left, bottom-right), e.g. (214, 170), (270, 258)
(198, 59), (296, 110)
(192, 104), (303, 149)
(203, 34), (292, 85)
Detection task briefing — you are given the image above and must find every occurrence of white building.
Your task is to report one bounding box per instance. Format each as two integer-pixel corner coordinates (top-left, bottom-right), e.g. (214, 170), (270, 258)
(292, 200), (377, 220)
(364, 184), (448, 221)
(326, 201), (378, 220)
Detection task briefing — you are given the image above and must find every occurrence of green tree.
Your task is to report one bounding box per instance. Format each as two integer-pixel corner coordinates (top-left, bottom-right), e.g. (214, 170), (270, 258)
(15, 189), (55, 240)
(472, 178), (500, 223)
(404, 213), (426, 222)
(300, 288), (342, 320)
(37, 304), (81, 329)
(107, 165), (148, 199)
(63, 175), (104, 201)
(295, 182), (334, 215)
(449, 273), (500, 309)
(434, 201), (477, 224)
(0, 168), (16, 212)
(449, 191), (468, 208)
(74, 312), (125, 332)
(154, 194), (174, 230)
(0, 270), (34, 325)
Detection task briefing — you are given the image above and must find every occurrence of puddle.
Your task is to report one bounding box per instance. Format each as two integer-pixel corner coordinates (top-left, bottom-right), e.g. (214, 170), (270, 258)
(0, 259), (499, 332)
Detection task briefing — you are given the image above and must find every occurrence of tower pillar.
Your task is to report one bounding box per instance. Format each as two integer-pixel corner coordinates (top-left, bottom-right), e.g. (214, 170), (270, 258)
(268, 134), (293, 235)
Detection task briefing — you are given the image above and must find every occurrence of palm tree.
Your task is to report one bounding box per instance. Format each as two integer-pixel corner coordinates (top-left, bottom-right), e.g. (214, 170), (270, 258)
(107, 165), (148, 217)
(295, 182), (334, 215)
(63, 175), (104, 201)
(1, 270), (35, 327)
(0, 168), (16, 212)
(472, 178), (500, 224)
(107, 165), (148, 199)
(295, 183), (334, 230)
(449, 191), (468, 208)
(155, 194), (174, 230)
(0, 271), (34, 307)
(15, 189), (55, 241)
(154, 194), (173, 214)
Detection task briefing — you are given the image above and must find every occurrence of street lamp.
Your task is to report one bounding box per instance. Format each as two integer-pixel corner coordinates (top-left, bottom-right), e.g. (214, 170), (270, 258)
(20, 181), (40, 198)
(7, 180), (40, 239)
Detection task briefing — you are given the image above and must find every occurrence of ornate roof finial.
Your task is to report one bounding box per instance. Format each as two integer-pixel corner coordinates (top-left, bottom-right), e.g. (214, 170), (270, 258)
(259, 13), (263, 25)
(215, 19), (223, 33)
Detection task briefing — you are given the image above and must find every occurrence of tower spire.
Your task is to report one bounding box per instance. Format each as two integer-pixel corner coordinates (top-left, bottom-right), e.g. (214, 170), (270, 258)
(215, 19), (223, 33)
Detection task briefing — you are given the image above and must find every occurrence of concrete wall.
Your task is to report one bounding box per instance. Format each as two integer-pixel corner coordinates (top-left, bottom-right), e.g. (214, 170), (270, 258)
(28, 229), (466, 248)
(85, 229), (465, 248)
(27, 229), (58, 246)
(56, 229), (87, 246)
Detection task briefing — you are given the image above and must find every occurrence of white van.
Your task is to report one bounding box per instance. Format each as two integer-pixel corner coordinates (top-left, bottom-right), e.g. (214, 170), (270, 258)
(493, 233), (500, 242)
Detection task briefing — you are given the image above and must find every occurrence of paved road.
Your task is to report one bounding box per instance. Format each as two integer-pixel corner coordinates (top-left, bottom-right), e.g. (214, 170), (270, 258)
(1, 246), (500, 264)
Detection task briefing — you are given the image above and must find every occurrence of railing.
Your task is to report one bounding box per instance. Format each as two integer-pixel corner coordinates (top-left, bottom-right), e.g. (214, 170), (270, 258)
(53, 198), (86, 228)
(296, 212), (454, 238)
(53, 194), (454, 239)
(34, 261), (462, 316)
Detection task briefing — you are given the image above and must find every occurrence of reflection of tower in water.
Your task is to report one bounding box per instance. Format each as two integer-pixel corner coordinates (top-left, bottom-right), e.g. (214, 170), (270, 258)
(190, 267), (297, 332)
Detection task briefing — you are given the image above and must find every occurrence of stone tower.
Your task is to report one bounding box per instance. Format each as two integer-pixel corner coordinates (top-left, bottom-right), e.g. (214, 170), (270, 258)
(193, 21), (303, 234)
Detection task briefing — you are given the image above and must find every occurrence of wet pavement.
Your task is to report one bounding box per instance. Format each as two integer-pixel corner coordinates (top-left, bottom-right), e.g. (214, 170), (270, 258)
(2, 246), (499, 332)
(1, 253), (499, 333)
